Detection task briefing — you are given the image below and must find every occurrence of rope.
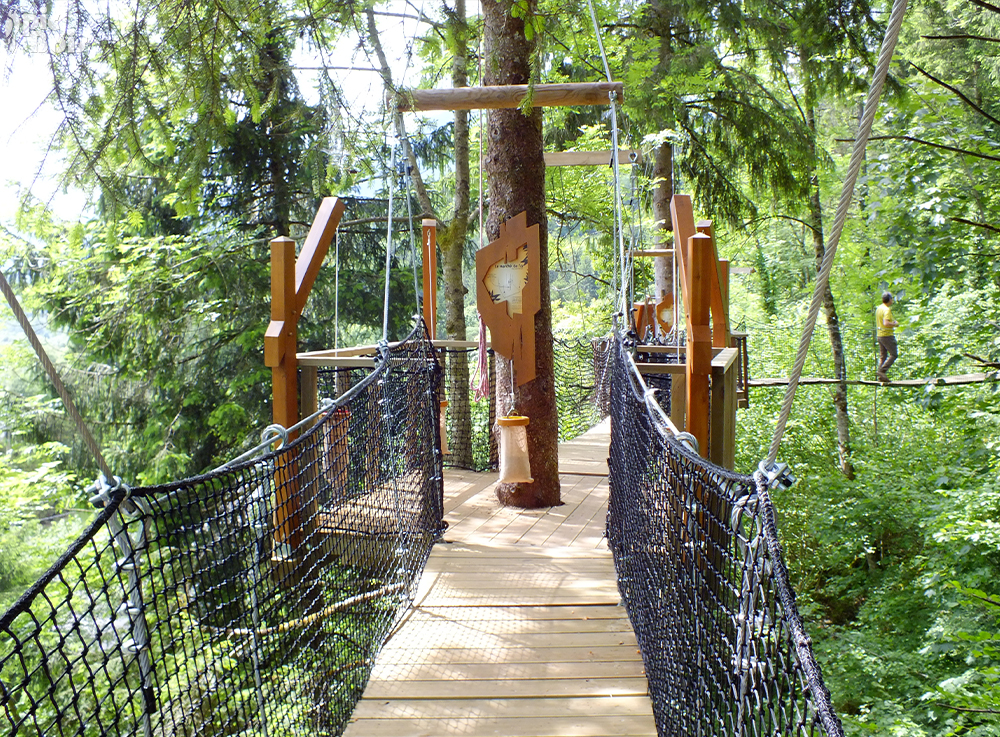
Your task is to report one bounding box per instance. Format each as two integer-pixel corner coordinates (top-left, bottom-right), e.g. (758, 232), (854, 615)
(584, 0), (628, 318)
(403, 153), (421, 312)
(382, 137), (398, 343)
(765, 0), (909, 469)
(0, 268), (114, 481)
(471, 313), (490, 401)
(334, 230), (340, 350)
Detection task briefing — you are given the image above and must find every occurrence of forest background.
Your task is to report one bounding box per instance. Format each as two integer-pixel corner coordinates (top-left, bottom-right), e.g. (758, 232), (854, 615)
(1, 0), (999, 734)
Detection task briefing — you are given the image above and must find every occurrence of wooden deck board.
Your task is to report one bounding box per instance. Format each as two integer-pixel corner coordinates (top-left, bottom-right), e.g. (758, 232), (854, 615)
(343, 421), (656, 737)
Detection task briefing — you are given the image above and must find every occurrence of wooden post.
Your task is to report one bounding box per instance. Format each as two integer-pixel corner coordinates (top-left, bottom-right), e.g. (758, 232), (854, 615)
(265, 236), (301, 549)
(686, 233), (713, 454)
(263, 197), (347, 553)
(710, 348), (738, 469)
(697, 220), (731, 349)
(266, 237), (299, 431)
(422, 219), (438, 339)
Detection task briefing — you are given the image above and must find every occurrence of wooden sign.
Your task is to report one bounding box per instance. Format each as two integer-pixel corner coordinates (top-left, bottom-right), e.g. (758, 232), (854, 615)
(476, 211), (541, 386)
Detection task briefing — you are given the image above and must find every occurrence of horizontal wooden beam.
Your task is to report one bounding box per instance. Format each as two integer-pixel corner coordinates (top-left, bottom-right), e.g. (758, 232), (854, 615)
(397, 82), (624, 112)
(298, 356), (377, 369)
(629, 249), (672, 258)
(635, 362), (686, 375)
(297, 339), (481, 363)
(544, 150), (642, 167)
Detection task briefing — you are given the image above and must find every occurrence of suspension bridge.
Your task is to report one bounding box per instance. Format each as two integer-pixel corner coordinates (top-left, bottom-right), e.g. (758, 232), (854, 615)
(0, 0), (929, 731)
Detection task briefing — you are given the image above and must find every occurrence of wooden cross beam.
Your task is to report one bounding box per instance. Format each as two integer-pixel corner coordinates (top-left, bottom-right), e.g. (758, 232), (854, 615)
(544, 150), (643, 167)
(396, 82), (624, 112)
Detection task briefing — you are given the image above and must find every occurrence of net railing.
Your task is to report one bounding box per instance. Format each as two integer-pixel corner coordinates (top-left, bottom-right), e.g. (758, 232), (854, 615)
(607, 333), (844, 737)
(317, 335), (612, 473)
(1, 323), (444, 737)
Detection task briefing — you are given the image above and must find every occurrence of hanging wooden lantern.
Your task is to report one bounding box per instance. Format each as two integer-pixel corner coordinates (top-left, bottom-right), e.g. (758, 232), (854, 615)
(439, 400), (450, 455)
(497, 415), (533, 484)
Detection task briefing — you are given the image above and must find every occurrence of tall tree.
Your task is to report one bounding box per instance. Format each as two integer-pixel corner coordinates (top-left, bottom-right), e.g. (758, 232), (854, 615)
(483, 0), (560, 507)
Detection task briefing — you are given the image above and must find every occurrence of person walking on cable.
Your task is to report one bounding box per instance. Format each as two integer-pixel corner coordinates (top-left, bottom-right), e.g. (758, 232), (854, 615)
(875, 291), (899, 382)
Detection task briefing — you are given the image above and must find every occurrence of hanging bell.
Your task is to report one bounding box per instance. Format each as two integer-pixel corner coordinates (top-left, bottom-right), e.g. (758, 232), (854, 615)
(439, 400), (450, 455)
(497, 415), (533, 484)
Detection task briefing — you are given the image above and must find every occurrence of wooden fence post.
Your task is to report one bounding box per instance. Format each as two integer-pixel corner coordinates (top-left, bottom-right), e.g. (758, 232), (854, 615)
(422, 219), (438, 339)
(264, 197), (347, 554)
(697, 220), (731, 349)
(686, 232), (713, 453)
(265, 236), (302, 549)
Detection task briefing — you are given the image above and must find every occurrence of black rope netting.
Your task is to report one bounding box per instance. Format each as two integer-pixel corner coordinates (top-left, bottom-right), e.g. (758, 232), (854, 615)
(607, 334), (844, 737)
(316, 335), (612, 473)
(1, 324), (444, 737)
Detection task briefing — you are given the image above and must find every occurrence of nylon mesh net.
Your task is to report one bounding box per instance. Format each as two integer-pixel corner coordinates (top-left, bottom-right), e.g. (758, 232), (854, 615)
(316, 335), (612, 473)
(606, 333), (844, 737)
(1, 324), (444, 737)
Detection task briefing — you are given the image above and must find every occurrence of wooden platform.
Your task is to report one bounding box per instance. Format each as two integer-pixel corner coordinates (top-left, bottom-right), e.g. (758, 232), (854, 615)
(344, 419), (657, 736)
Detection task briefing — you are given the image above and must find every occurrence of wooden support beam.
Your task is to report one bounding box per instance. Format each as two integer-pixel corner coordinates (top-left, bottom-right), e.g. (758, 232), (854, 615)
(267, 236), (302, 550)
(670, 195), (696, 316)
(422, 219), (438, 339)
(544, 150), (642, 167)
(295, 197), (346, 313)
(267, 236), (299, 426)
(697, 220), (730, 348)
(397, 82), (624, 112)
(266, 199), (348, 554)
(634, 362), (686, 375)
(686, 232), (713, 454)
(710, 348), (738, 469)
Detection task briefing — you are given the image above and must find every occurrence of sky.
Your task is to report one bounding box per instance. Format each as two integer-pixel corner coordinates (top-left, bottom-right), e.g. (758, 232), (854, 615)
(0, 1), (427, 229)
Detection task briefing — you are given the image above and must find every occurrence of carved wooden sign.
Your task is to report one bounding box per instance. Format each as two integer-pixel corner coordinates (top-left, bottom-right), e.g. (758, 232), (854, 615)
(476, 211), (541, 386)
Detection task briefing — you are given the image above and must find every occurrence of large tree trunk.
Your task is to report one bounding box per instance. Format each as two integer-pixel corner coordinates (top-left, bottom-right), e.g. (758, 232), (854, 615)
(483, 0), (560, 507)
(652, 140), (674, 318)
(439, 0), (474, 468)
(651, 5), (676, 316)
(804, 77), (855, 480)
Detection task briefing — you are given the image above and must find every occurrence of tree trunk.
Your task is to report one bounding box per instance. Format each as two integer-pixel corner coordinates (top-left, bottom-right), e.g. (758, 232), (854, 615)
(439, 0), (474, 468)
(483, 0), (560, 507)
(650, 1), (677, 319)
(804, 76), (855, 480)
(652, 140), (674, 315)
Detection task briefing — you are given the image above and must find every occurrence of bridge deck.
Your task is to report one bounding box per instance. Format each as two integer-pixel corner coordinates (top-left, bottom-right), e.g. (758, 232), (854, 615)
(343, 419), (657, 736)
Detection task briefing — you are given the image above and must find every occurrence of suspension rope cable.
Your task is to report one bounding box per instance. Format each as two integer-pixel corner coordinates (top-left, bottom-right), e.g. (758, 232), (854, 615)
(0, 269), (114, 481)
(765, 0), (909, 469)
(584, 0), (628, 319)
(403, 153), (421, 313)
(334, 230), (340, 351)
(382, 137), (398, 343)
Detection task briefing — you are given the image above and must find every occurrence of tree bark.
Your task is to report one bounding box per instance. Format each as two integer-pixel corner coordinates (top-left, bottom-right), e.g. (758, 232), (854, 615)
(804, 75), (855, 480)
(483, 0), (560, 507)
(650, 2), (677, 324)
(652, 140), (674, 310)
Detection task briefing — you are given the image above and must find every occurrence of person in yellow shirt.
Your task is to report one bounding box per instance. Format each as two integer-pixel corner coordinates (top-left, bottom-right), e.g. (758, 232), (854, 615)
(875, 292), (899, 381)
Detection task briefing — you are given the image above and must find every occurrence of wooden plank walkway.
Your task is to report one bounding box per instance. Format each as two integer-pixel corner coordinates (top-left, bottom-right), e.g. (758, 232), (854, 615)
(344, 419), (657, 737)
